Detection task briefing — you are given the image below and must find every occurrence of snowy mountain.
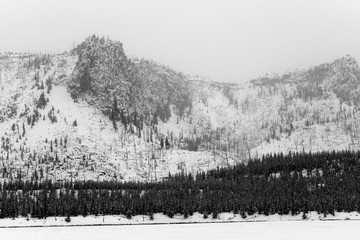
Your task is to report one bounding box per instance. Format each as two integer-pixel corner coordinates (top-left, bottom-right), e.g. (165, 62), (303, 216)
(0, 35), (359, 182)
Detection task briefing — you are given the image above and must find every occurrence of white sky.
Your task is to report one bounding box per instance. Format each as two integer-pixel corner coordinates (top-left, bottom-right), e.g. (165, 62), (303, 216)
(0, 0), (359, 83)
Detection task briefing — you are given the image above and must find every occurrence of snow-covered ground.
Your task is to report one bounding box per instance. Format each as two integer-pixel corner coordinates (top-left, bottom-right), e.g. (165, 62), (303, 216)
(1, 220), (360, 240)
(0, 211), (359, 227)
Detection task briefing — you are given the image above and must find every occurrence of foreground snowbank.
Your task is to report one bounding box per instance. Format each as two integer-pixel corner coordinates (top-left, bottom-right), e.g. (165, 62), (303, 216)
(3, 220), (360, 240)
(0, 211), (359, 227)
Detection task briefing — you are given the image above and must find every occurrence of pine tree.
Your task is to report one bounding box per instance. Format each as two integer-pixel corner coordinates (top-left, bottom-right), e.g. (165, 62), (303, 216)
(22, 123), (25, 137)
(37, 92), (47, 109)
(165, 137), (170, 149)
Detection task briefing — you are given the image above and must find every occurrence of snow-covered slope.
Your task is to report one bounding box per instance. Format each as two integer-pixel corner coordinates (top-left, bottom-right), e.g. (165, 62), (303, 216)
(0, 48), (237, 182)
(1, 36), (360, 182)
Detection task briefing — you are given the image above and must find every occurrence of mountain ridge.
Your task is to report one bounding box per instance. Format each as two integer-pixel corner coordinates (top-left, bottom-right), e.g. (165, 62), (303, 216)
(0, 35), (359, 183)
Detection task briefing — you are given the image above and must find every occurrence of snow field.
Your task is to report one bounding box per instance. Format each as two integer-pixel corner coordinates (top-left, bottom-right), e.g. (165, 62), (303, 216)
(1, 219), (360, 240)
(0, 211), (359, 227)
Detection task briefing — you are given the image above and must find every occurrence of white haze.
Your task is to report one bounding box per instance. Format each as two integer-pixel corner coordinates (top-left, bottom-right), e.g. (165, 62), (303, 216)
(0, 0), (359, 83)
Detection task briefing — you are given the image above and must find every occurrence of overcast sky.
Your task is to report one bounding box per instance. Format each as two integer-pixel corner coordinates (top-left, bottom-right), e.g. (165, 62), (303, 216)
(0, 0), (359, 82)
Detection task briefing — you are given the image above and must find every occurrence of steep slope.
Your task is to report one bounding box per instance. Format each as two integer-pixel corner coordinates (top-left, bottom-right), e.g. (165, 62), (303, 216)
(69, 35), (192, 121)
(0, 39), (236, 183)
(0, 36), (360, 183)
(155, 55), (360, 164)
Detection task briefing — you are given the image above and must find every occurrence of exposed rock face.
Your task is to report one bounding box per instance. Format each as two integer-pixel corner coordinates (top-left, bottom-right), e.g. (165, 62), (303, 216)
(0, 35), (359, 182)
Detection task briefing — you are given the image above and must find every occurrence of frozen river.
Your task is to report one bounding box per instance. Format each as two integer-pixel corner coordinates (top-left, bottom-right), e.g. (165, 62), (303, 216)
(1, 221), (360, 240)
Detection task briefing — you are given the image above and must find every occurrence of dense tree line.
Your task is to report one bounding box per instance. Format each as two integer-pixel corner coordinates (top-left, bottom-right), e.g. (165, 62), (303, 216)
(0, 150), (360, 219)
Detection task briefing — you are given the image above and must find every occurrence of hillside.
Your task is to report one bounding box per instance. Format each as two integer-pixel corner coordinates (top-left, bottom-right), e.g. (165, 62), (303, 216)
(0, 35), (360, 183)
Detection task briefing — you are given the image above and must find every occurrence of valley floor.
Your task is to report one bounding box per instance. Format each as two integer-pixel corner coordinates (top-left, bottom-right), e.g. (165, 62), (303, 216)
(1, 218), (360, 240)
